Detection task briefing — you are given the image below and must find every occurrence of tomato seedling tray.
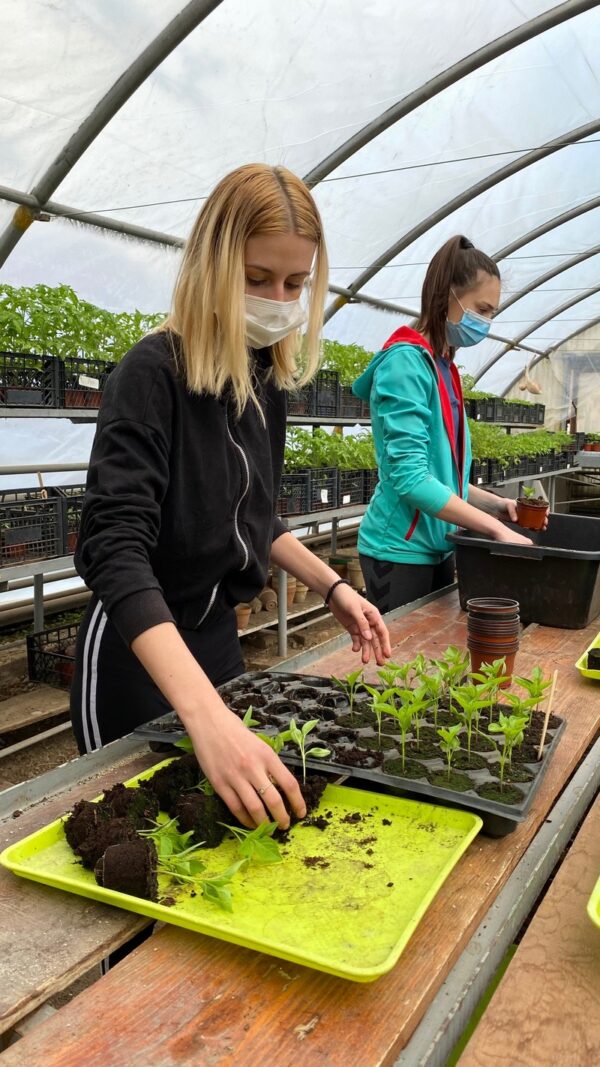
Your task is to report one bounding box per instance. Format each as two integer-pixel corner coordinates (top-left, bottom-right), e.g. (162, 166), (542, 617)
(0, 762), (481, 983)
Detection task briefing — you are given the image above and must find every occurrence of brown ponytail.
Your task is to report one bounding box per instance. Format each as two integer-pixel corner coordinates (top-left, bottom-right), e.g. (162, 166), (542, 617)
(417, 235), (499, 359)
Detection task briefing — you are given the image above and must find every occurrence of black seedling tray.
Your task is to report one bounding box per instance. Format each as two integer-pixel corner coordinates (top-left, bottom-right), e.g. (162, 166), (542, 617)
(132, 671), (565, 837)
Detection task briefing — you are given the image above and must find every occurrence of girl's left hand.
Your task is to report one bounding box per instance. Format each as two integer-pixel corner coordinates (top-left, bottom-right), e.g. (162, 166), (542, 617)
(327, 583), (392, 665)
(499, 497), (549, 529)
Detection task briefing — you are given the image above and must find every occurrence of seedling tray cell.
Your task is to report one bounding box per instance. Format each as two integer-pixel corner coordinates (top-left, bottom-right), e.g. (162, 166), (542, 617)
(0, 764), (481, 983)
(587, 874), (600, 930)
(575, 631), (600, 681)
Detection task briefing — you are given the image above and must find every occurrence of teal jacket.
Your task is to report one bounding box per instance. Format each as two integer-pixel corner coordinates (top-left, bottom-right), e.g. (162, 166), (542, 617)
(352, 326), (472, 565)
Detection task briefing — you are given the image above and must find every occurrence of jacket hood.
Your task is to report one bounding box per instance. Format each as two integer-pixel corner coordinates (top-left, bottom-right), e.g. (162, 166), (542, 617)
(352, 326), (434, 400)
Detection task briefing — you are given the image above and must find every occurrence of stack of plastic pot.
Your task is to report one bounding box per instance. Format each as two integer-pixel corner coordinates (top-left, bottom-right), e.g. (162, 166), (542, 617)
(466, 597), (520, 686)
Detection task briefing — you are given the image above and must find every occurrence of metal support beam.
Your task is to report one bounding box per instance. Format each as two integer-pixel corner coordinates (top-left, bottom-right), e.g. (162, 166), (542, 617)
(493, 194), (600, 263)
(323, 117), (600, 325)
(497, 244), (600, 314)
(277, 568), (288, 658)
(0, 0), (223, 268)
(328, 284), (547, 357)
(501, 312), (600, 395)
(474, 282), (600, 384)
(304, 1), (596, 187)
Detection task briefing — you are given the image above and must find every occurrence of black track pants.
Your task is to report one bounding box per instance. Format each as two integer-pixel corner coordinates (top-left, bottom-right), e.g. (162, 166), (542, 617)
(359, 553), (455, 615)
(70, 597), (244, 755)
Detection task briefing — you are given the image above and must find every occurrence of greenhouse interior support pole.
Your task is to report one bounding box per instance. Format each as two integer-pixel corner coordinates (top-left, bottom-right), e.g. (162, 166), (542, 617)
(277, 568), (287, 658)
(0, 0), (224, 269)
(331, 518), (339, 554)
(33, 574), (44, 634)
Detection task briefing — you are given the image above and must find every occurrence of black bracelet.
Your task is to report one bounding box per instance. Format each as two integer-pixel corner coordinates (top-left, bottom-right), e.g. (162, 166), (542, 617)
(324, 578), (350, 607)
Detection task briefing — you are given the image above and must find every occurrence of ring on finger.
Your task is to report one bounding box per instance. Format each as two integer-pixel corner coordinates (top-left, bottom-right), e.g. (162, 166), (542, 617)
(257, 781), (275, 797)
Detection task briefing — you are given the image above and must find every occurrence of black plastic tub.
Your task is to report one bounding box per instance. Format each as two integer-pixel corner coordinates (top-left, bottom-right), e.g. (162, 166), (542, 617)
(133, 670), (566, 837)
(448, 513), (600, 629)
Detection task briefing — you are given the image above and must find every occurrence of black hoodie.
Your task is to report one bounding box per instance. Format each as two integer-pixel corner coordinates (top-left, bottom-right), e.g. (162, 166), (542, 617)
(75, 332), (287, 645)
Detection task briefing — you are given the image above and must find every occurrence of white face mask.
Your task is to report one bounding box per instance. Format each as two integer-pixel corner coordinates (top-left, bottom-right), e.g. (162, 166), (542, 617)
(245, 294), (306, 348)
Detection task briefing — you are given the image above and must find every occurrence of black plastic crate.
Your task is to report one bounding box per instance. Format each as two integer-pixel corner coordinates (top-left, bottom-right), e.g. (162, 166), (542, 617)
(338, 386), (362, 420)
(0, 495), (62, 566)
(360, 399), (370, 419)
(50, 484), (86, 553)
(0, 351), (59, 408)
(338, 469), (365, 507)
(314, 370), (339, 417)
(449, 513), (600, 629)
(276, 472), (310, 517)
(470, 459), (490, 486)
(287, 382), (315, 417)
(534, 403), (546, 424)
(363, 468), (379, 502)
(58, 356), (115, 409)
(27, 623), (79, 690)
(469, 398), (494, 422)
(302, 467), (338, 511)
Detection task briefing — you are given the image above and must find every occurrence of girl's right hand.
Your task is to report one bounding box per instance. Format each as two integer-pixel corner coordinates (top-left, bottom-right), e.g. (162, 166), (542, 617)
(183, 700), (307, 830)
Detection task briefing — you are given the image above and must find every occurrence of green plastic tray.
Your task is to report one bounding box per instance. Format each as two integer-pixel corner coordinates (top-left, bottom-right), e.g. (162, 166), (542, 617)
(576, 631), (600, 680)
(588, 875), (600, 930)
(0, 763), (482, 982)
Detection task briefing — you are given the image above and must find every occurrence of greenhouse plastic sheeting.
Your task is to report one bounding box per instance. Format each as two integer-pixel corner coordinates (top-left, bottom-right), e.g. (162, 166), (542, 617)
(1, 0), (600, 404)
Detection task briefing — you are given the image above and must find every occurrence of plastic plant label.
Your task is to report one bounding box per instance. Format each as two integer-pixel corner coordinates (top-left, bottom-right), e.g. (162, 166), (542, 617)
(476, 413), (481, 420)
(343, 494), (351, 504)
(320, 489), (329, 503)
(477, 477), (483, 485)
(78, 374), (100, 390)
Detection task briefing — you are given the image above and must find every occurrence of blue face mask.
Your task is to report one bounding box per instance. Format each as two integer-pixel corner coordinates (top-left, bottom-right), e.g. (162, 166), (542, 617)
(446, 295), (492, 348)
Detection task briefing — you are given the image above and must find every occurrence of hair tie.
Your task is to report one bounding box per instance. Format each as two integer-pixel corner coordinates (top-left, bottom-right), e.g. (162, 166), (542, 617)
(459, 236), (474, 250)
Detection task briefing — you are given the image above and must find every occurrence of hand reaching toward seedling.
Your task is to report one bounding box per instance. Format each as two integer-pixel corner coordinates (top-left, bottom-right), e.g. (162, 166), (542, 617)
(327, 583), (392, 665)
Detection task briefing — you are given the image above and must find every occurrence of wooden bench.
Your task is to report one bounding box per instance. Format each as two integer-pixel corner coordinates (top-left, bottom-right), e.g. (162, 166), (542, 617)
(0, 590), (598, 1064)
(458, 792), (600, 1067)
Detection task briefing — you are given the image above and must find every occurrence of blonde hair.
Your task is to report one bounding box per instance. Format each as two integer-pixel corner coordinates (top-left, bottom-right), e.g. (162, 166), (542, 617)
(160, 163), (328, 415)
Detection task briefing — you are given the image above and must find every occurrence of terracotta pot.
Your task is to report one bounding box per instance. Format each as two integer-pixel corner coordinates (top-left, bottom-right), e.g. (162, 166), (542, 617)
(329, 556), (348, 579)
(515, 498), (549, 531)
(250, 596), (263, 614)
(67, 531), (78, 552)
(583, 444), (594, 452)
(466, 597), (520, 617)
(234, 603), (252, 630)
(593, 443), (600, 452)
(469, 649), (516, 687)
(293, 581), (309, 604)
(467, 635), (520, 653)
(259, 588), (277, 612)
(271, 573), (296, 609)
(347, 558), (364, 590)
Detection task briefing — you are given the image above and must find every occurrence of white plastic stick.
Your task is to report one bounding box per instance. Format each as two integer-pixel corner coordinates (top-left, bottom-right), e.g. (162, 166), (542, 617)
(537, 669), (558, 760)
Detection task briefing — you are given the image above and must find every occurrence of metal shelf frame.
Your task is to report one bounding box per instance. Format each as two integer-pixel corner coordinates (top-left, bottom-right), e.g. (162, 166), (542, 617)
(0, 407), (371, 427)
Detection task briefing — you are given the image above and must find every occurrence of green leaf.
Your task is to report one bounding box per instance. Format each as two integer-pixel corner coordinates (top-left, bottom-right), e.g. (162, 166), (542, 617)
(306, 746), (331, 760)
(174, 737), (194, 754)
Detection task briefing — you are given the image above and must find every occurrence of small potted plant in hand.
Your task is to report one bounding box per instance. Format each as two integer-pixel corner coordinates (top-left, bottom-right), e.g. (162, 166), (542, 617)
(515, 485), (549, 531)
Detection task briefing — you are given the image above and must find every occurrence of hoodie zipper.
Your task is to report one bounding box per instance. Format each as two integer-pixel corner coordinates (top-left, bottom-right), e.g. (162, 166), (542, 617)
(196, 580), (219, 628)
(226, 415), (250, 571)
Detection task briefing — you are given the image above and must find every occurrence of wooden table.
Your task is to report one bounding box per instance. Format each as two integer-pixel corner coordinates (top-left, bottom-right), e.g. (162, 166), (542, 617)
(0, 588), (598, 1066)
(458, 793), (600, 1066)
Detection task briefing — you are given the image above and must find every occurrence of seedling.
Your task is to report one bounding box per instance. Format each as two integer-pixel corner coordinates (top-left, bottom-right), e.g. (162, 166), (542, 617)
(488, 712), (529, 787)
(411, 653), (427, 682)
(521, 485), (537, 499)
(331, 668), (364, 718)
(256, 727), (291, 755)
(437, 724), (462, 779)
(396, 686), (429, 746)
(139, 818), (244, 910)
(419, 672), (444, 727)
(470, 657), (509, 723)
(513, 666), (553, 713)
(434, 646), (469, 699)
(364, 684), (397, 746)
(376, 662), (408, 689)
(389, 702), (413, 773)
(286, 718), (330, 784)
(242, 706), (259, 728)
(450, 684), (489, 756)
(222, 821), (283, 865)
